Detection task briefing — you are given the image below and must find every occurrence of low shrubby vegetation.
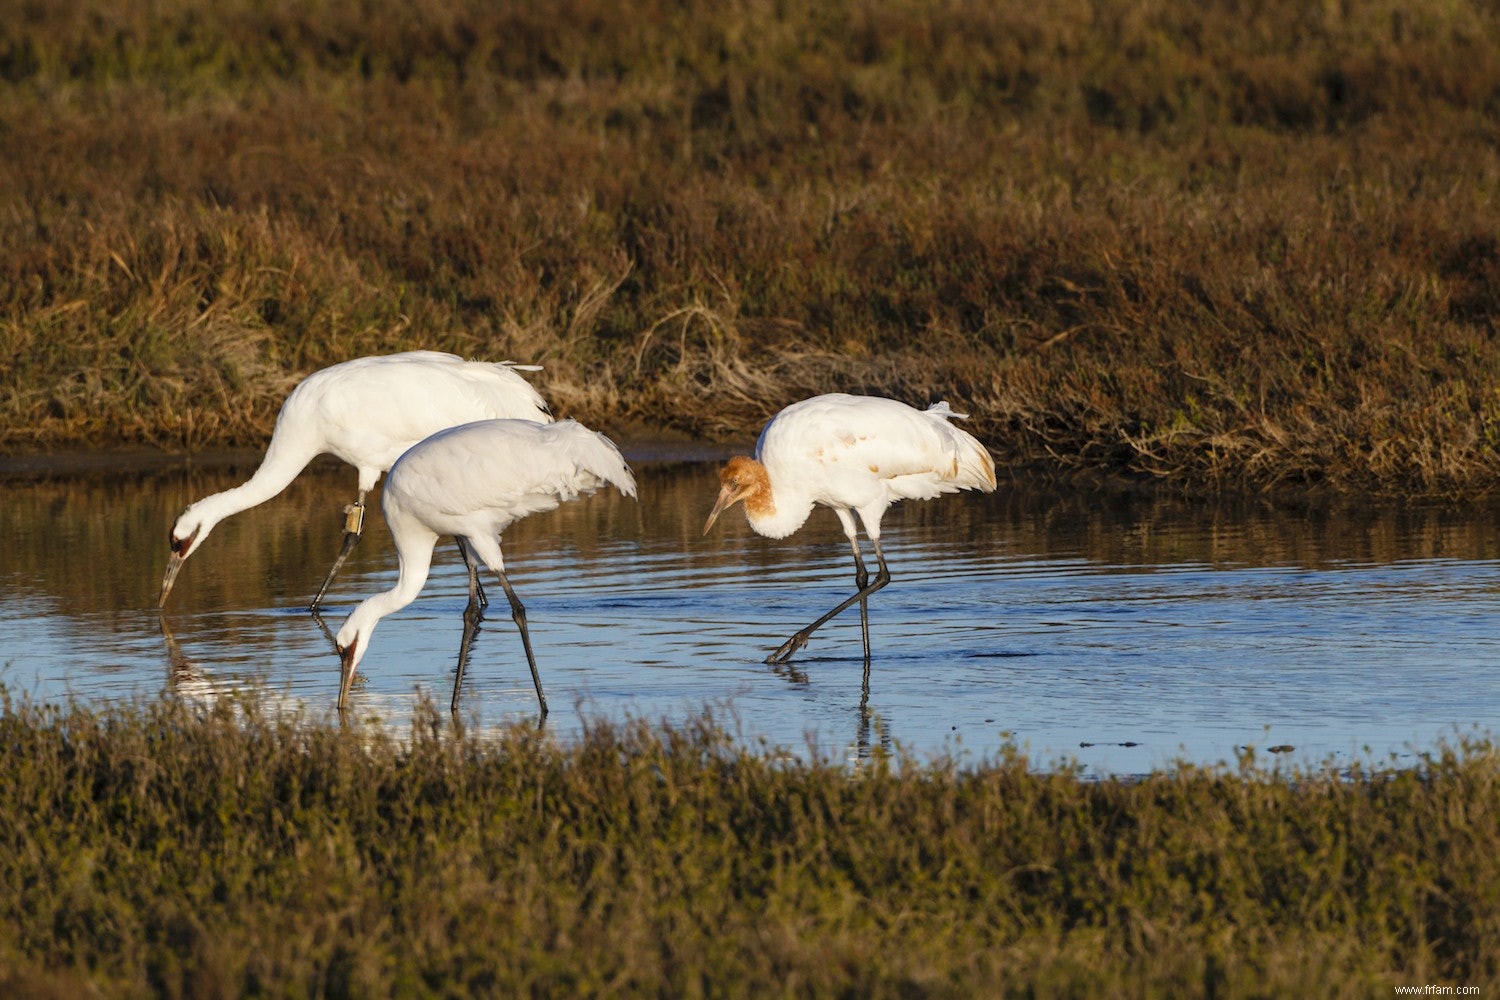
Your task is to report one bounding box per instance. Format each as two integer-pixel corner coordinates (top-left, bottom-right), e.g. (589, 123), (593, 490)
(0, 690), (1497, 996)
(3, 1), (1500, 493)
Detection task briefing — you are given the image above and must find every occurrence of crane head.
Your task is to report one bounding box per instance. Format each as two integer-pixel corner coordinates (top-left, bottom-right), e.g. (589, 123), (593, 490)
(334, 603), (379, 709)
(703, 456), (764, 534)
(158, 506), (212, 608)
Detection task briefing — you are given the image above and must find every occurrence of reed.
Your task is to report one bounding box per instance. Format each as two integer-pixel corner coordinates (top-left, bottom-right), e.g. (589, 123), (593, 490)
(5, 0), (1500, 495)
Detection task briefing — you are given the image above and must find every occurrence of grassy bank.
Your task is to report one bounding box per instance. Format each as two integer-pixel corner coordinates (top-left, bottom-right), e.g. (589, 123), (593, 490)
(0, 690), (1495, 996)
(4, 1), (1500, 495)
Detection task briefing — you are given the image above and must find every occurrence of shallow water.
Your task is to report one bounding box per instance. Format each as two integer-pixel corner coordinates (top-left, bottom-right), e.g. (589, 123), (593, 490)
(3, 453), (1499, 775)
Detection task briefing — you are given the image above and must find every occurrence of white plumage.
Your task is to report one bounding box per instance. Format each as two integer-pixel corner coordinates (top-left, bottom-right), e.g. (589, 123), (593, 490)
(334, 417), (638, 714)
(158, 351), (552, 609)
(704, 392), (996, 663)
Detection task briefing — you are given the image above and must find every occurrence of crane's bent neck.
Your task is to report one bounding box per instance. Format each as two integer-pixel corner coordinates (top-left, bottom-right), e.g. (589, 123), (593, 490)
(338, 520), (438, 668)
(191, 437), (322, 527)
(353, 585), (420, 632)
(373, 513), (439, 613)
(741, 460), (814, 540)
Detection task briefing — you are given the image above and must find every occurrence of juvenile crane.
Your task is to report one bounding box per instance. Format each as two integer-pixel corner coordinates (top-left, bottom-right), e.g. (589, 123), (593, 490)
(334, 417), (637, 715)
(158, 351), (551, 611)
(703, 393), (996, 663)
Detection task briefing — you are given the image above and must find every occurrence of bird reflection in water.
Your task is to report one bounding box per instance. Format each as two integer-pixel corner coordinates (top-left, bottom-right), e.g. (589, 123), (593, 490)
(158, 614), (220, 708)
(767, 650), (893, 766)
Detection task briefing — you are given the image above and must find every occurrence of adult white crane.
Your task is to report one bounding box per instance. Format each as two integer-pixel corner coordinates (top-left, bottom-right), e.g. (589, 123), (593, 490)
(157, 351), (552, 611)
(703, 392), (996, 664)
(334, 417), (637, 715)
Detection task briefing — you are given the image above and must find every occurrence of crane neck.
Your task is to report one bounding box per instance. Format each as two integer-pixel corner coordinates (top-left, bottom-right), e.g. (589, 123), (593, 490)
(337, 522), (437, 670)
(192, 436), (322, 527)
(743, 466), (814, 540)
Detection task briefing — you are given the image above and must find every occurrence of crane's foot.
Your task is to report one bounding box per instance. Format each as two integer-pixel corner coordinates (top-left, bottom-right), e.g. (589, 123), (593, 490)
(765, 633), (809, 664)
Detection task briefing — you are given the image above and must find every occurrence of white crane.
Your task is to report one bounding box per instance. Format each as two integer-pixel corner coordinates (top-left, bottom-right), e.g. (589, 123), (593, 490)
(334, 417), (637, 715)
(157, 351), (551, 611)
(703, 393), (996, 663)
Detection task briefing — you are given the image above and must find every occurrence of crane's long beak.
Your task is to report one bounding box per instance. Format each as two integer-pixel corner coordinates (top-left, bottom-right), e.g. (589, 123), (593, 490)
(158, 527), (198, 610)
(158, 553), (185, 609)
(337, 640), (359, 710)
(703, 485), (738, 535)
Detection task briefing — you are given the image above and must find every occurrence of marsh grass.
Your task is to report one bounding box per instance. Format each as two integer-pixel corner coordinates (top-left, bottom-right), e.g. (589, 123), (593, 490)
(5, 0), (1500, 494)
(0, 689), (1496, 996)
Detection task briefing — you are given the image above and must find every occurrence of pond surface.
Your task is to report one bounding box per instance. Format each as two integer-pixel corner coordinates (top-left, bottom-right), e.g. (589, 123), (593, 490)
(3, 450), (1499, 775)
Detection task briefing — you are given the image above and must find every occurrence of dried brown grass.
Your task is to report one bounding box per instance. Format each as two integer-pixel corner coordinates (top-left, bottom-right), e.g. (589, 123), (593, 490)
(4, 0), (1500, 494)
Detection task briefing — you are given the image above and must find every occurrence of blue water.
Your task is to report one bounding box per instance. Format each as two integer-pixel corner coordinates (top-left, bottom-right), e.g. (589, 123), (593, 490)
(3, 453), (1499, 775)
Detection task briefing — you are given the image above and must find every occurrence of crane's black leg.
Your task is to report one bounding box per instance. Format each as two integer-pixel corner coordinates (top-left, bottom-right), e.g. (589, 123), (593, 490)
(457, 539), (489, 613)
(849, 540), (873, 663)
(496, 568), (548, 717)
(310, 495), (366, 611)
(766, 538), (890, 664)
(451, 601), (485, 713)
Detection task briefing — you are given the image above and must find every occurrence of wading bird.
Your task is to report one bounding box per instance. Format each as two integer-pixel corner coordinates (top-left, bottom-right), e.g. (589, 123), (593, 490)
(703, 393), (996, 663)
(334, 417), (637, 715)
(158, 351), (551, 611)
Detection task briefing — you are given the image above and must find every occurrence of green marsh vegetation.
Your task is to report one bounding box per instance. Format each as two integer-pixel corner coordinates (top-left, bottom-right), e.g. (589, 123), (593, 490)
(1, 690), (1498, 996)
(4, 0), (1500, 493)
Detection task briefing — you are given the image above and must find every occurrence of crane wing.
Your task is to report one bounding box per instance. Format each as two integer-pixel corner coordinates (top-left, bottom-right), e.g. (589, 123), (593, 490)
(759, 394), (994, 497)
(385, 419), (636, 535)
